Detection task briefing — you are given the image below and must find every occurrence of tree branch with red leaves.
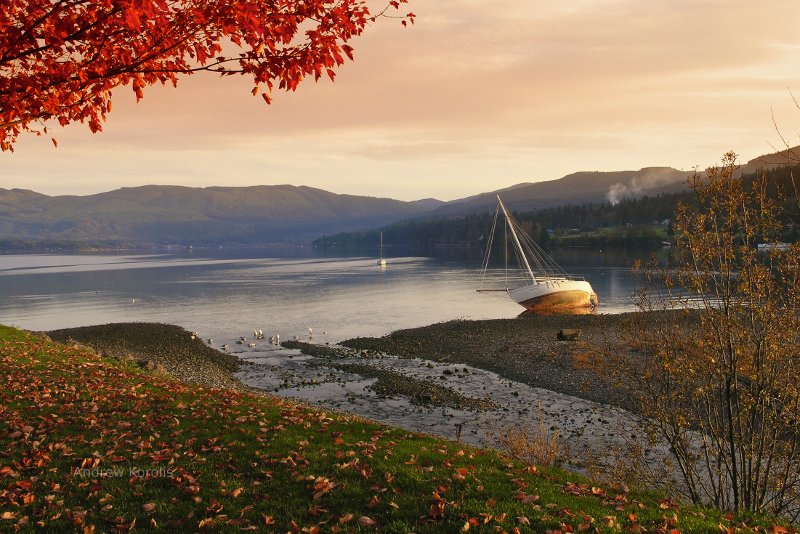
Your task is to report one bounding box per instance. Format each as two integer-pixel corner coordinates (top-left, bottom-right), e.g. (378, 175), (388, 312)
(0, 0), (414, 151)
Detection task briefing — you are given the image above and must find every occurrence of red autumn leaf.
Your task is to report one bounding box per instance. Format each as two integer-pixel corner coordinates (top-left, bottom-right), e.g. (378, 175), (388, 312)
(429, 491), (446, 519)
(0, 0), (415, 152)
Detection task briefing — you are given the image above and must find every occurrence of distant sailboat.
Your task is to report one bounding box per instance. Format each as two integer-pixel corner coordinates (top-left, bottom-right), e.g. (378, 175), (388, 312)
(377, 231), (387, 266)
(477, 196), (597, 313)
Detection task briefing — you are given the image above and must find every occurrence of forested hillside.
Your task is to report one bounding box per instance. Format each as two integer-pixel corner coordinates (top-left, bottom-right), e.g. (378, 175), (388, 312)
(314, 164), (800, 251)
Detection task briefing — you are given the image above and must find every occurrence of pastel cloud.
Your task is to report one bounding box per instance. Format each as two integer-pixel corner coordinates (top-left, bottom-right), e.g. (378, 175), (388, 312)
(3, 0), (800, 200)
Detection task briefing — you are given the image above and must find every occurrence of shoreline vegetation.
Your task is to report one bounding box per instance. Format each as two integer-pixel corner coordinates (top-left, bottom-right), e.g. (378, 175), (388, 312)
(0, 315), (789, 531)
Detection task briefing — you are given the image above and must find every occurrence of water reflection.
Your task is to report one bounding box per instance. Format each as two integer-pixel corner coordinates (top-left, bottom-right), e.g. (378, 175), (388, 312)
(0, 247), (652, 338)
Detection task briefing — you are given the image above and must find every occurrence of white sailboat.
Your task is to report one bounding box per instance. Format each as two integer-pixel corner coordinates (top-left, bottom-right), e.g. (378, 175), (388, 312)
(477, 196), (597, 313)
(377, 231), (387, 266)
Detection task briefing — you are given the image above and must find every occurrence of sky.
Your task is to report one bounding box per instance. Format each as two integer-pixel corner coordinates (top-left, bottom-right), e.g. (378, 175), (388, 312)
(4, 0), (800, 201)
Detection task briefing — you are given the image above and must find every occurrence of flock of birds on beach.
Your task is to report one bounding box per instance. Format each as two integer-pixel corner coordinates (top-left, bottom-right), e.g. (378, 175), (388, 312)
(190, 327), (327, 352)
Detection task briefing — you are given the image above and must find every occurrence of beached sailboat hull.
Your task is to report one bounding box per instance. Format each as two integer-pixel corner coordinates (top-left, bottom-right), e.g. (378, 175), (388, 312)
(478, 195), (598, 315)
(509, 279), (597, 313)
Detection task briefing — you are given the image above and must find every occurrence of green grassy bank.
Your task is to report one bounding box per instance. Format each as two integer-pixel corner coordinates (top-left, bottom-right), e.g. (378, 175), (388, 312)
(0, 324), (787, 532)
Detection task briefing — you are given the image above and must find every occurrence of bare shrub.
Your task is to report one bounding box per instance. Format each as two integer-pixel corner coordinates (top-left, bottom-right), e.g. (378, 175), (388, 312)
(613, 153), (800, 519)
(488, 402), (561, 467)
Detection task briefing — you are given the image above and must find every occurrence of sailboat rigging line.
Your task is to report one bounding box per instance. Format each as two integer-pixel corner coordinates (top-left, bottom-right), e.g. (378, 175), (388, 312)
(504, 208), (508, 289)
(498, 196), (537, 284)
(479, 203), (500, 290)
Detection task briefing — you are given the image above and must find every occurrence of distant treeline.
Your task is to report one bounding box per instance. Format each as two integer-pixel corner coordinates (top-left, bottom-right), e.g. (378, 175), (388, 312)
(0, 238), (147, 253)
(314, 193), (688, 250)
(314, 164), (800, 250)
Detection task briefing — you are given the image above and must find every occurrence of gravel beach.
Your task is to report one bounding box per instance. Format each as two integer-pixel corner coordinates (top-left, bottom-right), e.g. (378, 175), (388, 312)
(46, 312), (694, 413)
(343, 313), (642, 411)
(48, 322), (247, 391)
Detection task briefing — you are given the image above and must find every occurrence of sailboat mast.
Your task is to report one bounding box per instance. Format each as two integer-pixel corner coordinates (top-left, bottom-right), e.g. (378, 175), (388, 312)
(497, 196), (537, 284)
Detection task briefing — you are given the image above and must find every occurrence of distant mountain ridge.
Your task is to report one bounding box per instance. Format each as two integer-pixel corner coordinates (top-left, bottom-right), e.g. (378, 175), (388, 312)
(431, 167), (690, 217)
(1, 146), (796, 249)
(429, 146), (799, 217)
(0, 184), (444, 247)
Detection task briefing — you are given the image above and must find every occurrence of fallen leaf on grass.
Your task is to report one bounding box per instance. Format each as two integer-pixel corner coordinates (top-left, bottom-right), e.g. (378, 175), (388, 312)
(358, 516), (376, 527)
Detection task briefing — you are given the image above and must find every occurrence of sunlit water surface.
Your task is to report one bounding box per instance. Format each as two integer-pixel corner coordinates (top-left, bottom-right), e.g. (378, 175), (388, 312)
(0, 248), (644, 341)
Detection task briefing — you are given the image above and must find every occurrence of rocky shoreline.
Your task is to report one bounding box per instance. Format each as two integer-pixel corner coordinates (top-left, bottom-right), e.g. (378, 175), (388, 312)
(343, 313), (639, 411)
(45, 311), (696, 414)
(48, 322), (248, 391)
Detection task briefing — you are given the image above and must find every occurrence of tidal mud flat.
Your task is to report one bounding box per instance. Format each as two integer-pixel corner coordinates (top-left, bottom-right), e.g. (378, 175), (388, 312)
(47, 313), (689, 474)
(341, 313), (638, 411)
(232, 312), (695, 473)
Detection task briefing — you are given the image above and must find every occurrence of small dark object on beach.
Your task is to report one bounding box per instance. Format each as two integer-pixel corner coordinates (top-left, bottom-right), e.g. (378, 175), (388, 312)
(557, 329), (582, 341)
(455, 422), (464, 443)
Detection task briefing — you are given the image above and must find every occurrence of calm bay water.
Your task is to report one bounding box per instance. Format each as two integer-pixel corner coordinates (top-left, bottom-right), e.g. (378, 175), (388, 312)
(0, 247), (648, 342)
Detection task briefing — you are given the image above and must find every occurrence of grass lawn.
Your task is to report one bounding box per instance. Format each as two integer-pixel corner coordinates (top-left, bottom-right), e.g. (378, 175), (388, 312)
(0, 325), (788, 532)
